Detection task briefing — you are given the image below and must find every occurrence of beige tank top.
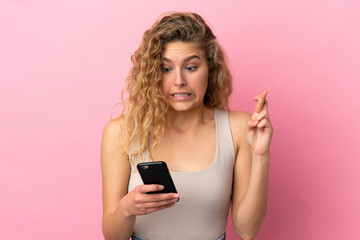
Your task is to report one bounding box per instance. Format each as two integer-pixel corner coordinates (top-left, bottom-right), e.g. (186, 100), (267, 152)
(128, 108), (236, 240)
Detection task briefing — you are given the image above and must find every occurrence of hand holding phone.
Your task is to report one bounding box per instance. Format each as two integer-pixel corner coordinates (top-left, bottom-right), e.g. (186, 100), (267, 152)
(120, 184), (179, 217)
(119, 161), (179, 217)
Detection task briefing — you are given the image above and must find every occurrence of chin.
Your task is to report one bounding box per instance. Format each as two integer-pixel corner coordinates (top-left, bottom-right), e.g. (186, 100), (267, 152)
(168, 102), (201, 112)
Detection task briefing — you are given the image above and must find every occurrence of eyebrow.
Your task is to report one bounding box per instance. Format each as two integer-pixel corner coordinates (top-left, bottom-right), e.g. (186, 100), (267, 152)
(162, 55), (201, 63)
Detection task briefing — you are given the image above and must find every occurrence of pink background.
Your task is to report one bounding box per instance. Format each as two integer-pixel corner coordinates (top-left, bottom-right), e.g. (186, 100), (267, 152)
(1, 0), (359, 239)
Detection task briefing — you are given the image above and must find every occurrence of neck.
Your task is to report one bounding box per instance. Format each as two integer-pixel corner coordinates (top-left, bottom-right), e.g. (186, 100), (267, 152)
(165, 105), (213, 133)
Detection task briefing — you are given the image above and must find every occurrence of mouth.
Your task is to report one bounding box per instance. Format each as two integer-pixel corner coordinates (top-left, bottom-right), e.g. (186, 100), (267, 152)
(171, 93), (192, 97)
(170, 92), (193, 101)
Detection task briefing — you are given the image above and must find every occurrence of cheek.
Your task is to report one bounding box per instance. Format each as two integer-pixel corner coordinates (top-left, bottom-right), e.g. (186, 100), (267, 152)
(160, 76), (170, 93)
(197, 71), (209, 90)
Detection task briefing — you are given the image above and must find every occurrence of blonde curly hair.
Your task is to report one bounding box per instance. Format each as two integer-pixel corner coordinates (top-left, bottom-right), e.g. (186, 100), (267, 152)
(117, 12), (232, 162)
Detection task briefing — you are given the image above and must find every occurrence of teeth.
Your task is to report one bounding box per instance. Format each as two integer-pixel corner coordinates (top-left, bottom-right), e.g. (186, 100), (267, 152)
(173, 93), (190, 97)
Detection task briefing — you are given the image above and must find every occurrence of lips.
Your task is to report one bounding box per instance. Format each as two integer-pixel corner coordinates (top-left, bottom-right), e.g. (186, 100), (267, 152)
(169, 92), (193, 101)
(171, 93), (192, 97)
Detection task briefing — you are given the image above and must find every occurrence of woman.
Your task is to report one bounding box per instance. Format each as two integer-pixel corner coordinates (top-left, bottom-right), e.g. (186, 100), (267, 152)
(101, 12), (273, 240)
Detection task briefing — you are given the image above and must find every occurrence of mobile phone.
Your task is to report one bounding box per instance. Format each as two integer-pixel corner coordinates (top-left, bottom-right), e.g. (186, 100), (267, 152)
(137, 161), (178, 195)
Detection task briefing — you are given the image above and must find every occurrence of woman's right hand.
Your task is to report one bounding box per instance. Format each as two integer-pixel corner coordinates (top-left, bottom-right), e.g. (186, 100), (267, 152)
(120, 184), (179, 218)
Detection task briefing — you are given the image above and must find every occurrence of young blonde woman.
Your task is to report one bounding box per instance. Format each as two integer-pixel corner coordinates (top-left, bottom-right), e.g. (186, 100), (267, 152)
(101, 12), (273, 240)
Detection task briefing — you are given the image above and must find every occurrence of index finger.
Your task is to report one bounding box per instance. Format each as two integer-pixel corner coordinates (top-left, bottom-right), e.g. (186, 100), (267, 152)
(137, 184), (164, 194)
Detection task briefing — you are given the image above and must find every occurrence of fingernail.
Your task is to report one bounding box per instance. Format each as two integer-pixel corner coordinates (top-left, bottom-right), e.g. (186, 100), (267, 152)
(174, 194), (179, 198)
(159, 185), (164, 190)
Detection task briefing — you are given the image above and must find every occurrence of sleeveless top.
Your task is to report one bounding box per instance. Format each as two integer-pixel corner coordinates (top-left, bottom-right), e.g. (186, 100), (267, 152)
(128, 108), (236, 240)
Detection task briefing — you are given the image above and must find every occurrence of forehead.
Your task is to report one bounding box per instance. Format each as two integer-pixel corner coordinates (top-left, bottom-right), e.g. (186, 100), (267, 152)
(163, 41), (205, 59)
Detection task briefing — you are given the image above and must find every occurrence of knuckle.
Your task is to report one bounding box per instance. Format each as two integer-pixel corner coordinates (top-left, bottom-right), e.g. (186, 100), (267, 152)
(135, 185), (143, 193)
(133, 195), (142, 203)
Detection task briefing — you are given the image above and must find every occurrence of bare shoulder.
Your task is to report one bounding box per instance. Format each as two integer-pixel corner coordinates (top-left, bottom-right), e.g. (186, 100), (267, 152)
(228, 110), (251, 134)
(101, 115), (128, 149)
(102, 116), (123, 141)
(101, 115), (129, 168)
(228, 111), (251, 152)
(229, 110), (251, 127)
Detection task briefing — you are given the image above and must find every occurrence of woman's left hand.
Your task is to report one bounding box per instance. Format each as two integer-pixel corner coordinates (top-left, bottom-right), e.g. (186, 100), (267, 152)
(246, 90), (274, 157)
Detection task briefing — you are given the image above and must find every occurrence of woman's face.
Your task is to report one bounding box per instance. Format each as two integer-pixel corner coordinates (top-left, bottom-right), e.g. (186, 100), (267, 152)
(161, 41), (209, 112)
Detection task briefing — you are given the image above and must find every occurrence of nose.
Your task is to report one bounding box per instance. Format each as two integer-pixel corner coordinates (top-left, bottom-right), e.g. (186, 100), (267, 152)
(174, 69), (186, 87)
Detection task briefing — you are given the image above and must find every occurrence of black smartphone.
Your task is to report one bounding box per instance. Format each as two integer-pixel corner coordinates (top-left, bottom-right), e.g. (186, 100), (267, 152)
(137, 161), (178, 195)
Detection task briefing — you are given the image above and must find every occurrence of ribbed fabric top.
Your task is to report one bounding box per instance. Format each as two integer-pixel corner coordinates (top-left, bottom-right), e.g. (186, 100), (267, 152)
(128, 108), (236, 240)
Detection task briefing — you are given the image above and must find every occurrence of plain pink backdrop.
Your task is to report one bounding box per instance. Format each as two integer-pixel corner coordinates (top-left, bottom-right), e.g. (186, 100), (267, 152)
(1, 0), (359, 239)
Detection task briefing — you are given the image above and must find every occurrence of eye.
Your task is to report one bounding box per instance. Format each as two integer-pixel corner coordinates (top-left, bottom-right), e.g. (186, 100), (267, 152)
(161, 67), (171, 73)
(186, 66), (197, 72)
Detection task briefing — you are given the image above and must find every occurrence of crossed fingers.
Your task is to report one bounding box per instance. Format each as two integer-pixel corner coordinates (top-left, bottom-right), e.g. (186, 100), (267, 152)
(249, 90), (271, 129)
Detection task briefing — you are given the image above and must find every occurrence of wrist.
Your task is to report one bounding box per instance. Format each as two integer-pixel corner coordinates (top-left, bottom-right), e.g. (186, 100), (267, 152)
(252, 152), (270, 163)
(118, 197), (135, 219)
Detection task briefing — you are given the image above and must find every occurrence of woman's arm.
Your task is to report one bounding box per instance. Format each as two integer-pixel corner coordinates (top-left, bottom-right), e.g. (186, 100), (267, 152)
(101, 119), (180, 240)
(101, 119), (135, 240)
(231, 145), (270, 240)
(230, 91), (273, 240)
